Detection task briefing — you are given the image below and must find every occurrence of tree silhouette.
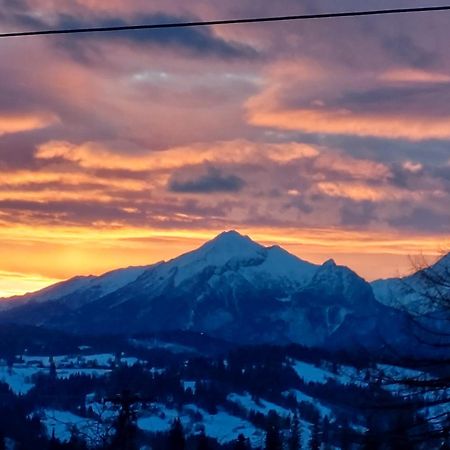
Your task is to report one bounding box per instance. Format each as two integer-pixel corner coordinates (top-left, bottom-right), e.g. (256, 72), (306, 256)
(309, 419), (321, 450)
(49, 356), (57, 380)
(373, 253), (450, 446)
(233, 434), (250, 450)
(196, 430), (209, 450)
(107, 390), (139, 450)
(265, 423), (282, 450)
(167, 418), (185, 450)
(288, 414), (301, 450)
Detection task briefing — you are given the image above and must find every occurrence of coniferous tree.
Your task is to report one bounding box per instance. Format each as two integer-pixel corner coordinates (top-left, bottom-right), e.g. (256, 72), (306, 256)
(233, 434), (250, 450)
(196, 430), (209, 450)
(265, 423), (282, 450)
(68, 428), (88, 450)
(49, 429), (59, 450)
(338, 420), (352, 450)
(321, 417), (330, 448)
(309, 419), (321, 450)
(167, 418), (185, 450)
(49, 356), (57, 380)
(288, 414), (301, 450)
(108, 391), (138, 450)
(361, 429), (379, 450)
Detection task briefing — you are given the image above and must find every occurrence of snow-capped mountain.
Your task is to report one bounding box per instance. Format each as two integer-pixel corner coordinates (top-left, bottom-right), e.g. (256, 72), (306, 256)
(0, 265), (150, 311)
(371, 253), (450, 313)
(0, 231), (411, 350)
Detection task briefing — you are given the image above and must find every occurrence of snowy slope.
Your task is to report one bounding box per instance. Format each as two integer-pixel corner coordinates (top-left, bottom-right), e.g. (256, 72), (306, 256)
(0, 265), (151, 311)
(136, 230), (318, 295)
(372, 253), (450, 313)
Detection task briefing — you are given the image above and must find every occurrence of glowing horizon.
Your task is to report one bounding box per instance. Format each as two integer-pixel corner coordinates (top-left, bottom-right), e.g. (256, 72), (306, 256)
(0, 224), (447, 298)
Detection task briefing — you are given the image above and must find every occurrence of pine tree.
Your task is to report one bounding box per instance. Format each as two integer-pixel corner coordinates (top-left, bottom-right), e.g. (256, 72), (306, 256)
(265, 424), (282, 450)
(233, 434), (250, 450)
(288, 414), (301, 450)
(309, 420), (321, 450)
(167, 418), (185, 450)
(321, 417), (330, 448)
(338, 420), (352, 450)
(197, 430), (209, 450)
(49, 356), (57, 380)
(361, 429), (379, 450)
(108, 391), (138, 450)
(49, 429), (60, 450)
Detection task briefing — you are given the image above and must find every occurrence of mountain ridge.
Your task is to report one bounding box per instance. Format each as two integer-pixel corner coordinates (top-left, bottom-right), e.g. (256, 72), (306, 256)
(0, 230), (436, 351)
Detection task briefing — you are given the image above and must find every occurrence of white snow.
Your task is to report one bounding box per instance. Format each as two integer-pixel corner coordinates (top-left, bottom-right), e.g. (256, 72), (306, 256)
(0, 352), (141, 394)
(3, 265), (149, 309)
(40, 409), (110, 446)
(227, 392), (290, 417)
(137, 402), (263, 447)
(371, 254), (450, 313)
(292, 360), (367, 387)
(182, 380), (196, 393)
(191, 407), (263, 447)
(137, 404), (186, 433)
(0, 365), (40, 394)
(282, 390), (333, 418)
(292, 361), (332, 384)
(151, 230), (317, 290)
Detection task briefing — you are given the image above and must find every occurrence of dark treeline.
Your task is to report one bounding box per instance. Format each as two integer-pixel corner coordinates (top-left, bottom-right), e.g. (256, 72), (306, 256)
(0, 338), (445, 450)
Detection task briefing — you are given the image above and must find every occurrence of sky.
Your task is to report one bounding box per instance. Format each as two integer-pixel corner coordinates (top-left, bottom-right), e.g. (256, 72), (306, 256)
(0, 0), (449, 297)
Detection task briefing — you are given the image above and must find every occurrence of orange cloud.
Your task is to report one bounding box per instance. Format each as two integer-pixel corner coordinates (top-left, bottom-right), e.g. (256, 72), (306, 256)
(247, 105), (450, 141)
(315, 181), (425, 202)
(0, 113), (57, 135)
(380, 69), (450, 84)
(313, 153), (391, 181)
(246, 60), (450, 141)
(0, 170), (146, 190)
(36, 139), (319, 171)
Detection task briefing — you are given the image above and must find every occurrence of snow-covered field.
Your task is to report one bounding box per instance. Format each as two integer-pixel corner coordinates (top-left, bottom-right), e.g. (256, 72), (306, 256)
(0, 365), (41, 394)
(227, 392), (290, 417)
(40, 409), (112, 447)
(137, 403), (264, 447)
(0, 353), (140, 394)
(21, 353), (140, 368)
(282, 389), (333, 418)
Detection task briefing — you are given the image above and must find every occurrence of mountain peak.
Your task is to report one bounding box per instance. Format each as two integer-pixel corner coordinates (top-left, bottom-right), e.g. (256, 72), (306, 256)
(322, 258), (337, 268)
(198, 230), (262, 258)
(211, 230), (251, 244)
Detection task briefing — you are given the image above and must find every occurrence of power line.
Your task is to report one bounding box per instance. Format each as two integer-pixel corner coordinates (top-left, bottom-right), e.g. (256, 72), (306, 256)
(1, 5), (450, 39)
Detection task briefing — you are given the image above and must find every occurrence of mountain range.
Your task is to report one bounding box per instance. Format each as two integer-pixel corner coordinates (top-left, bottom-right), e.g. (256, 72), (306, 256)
(0, 230), (447, 352)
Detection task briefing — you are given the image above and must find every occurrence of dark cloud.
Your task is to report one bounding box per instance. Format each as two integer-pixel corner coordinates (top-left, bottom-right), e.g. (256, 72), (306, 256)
(389, 206), (450, 233)
(6, 10), (259, 62)
(340, 200), (376, 227)
(281, 83), (450, 119)
(382, 35), (437, 68)
(299, 134), (450, 166)
(168, 166), (246, 193)
(0, 194), (232, 228)
(338, 84), (450, 116)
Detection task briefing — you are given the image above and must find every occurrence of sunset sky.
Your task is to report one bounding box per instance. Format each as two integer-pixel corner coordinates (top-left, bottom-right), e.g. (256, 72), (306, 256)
(0, 0), (449, 297)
